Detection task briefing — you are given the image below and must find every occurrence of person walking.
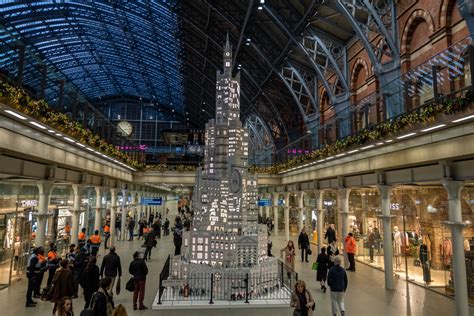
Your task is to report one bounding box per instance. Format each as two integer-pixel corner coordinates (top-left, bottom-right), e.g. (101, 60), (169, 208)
(327, 240), (340, 270)
(281, 240), (296, 274)
(89, 230), (101, 256)
(25, 247), (39, 307)
(325, 224), (337, 244)
(81, 256), (100, 309)
(103, 221), (111, 249)
(138, 220), (145, 240)
(298, 228), (310, 262)
(55, 296), (74, 316)
(129, 251), (148, 310)
(74, 246), (89, 293)
(143, 229), (156, 261)
(115, 216), (122, 241)
(327, 256), (348, 316)
(163, 218), (170, 236)
(50, 259), (76, 314)
(100, 246), (122, 295)
(345, 232), (356, 272)
(128, 217), (135, 241)
(92, 277), (115, 316)
(289, 279), (315, 316)
(47, 242), (60, 288)
(316, 247), (330, 293)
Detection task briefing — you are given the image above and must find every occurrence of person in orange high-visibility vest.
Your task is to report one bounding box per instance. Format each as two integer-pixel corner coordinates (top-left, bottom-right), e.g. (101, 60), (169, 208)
(78, 228), (87, 248)
(103, 222), (111, 250)
(46, 242), (59, 288)
(64, 222), (71, 246)
(89, 230), (101, 256)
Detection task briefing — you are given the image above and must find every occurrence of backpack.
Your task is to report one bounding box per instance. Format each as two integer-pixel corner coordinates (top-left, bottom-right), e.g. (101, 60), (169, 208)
(80, 292), (98, 316)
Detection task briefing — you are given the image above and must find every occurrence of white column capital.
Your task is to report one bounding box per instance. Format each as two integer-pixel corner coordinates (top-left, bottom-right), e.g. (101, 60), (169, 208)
(36, 180), (55, 195)
(338, 187), (351, 199)
(377, 184), (392, 198)
(442, 179), (463, 200)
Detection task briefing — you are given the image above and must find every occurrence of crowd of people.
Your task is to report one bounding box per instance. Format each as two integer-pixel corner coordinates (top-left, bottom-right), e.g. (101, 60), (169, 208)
(24, 209), (174, 316)
(284, 224), (355, 316)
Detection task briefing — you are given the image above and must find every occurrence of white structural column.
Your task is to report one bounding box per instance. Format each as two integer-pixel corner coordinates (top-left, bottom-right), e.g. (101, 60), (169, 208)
(94, 187), (103, 232)
(109, 188), (117, 247)
(316, 190), (324, 256)
(35, 181), (54, 247)
(121, 190), (127, 240)
(378, 185), (395, 290)
(284, 192), (291, 242)
(442, 179), (469, 316)
(135, 192), (141, 223)
(339, 188), (350, 265)
(272, 193), (279, 236)
(70, 184), (84, 246)
(297, 192), (304, 232)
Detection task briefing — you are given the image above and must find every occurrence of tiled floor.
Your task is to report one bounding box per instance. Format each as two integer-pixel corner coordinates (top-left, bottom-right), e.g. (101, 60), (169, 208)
(0, 230), (472, 316)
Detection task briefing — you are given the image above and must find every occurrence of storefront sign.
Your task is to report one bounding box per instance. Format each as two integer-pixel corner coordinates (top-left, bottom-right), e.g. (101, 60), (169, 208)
(21, 200), (38, 207)
(390, 203), (400, 210)
(257, 199), (271, 206)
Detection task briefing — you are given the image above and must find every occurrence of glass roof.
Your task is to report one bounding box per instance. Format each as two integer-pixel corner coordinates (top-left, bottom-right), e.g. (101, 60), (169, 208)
(0, 0), (183, 112)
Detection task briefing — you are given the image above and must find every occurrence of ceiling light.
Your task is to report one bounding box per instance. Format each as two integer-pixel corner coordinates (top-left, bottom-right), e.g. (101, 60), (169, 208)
(29, 121), (47, 129)
(76, 143), (86, 148)
(86, 147), (94, 151)
(361, 145), (375, 150)
(421, 124), (446, 132)
(260, 0), (265, 3)
(385, 139), (393, 143)
(257, 6), (263, 10)
(317, 159), (325, 163)
(348, 149), (359, 154)
(376, 142), (384, 145)
(4, 110), (27, 120)
(452, 115), (474, 123)
(55, 133), (62, 136)
(326, 156), (334, 160)
(335, 153), (346, 157)
(397, 132), (416, 139)
(48, 130), (55, 133)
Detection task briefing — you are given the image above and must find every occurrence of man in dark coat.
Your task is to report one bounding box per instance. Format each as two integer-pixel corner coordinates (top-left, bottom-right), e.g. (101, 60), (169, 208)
(327, 256), (348, 316)
(143, 230), (156, 261)
(50, 259), (76, 314)
(128, 217), (136, 241)
(325, 224), (337, 244)
(129, 251), (148, 310)
(100, 246), (122, 295)
(298, 228), (310, 262)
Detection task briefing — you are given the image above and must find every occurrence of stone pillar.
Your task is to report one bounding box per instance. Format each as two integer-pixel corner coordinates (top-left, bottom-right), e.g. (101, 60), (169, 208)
(442, 179), (469, 316)
(94, 187), (103, 232)
(272, 193), (279, 236)
(71, 184), (84, 246)
(284, 193), (290, 242)
(265, 193), (271, 219)
(109, 188), (117, 247)
(35, 181), (54, 247)
(339, 188), (350, 266)
(298, 192), (304, 232)
(135, 192), (142, 223)
(316, 190), (324, 256)
(121, 190), (127, 240)
(378, 185), (395, 290)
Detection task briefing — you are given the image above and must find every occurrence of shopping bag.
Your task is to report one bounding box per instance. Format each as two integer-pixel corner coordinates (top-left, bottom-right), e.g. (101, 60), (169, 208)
(115, 277), (121, 295)
(311, 262), (318, 270)
(125, 277), (135, 292)
(307, 248), (312, 255)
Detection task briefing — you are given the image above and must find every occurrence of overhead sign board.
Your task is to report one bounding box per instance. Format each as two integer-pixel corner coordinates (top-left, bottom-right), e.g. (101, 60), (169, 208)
(140, 197), (162, 205)
(257, 199), (271, 207)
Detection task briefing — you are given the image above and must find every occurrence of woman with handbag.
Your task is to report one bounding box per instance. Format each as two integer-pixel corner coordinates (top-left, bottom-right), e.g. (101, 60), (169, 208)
(316, 247), (329, 293)
(327, 240), (340, 270)
(290, 279), (315, 316)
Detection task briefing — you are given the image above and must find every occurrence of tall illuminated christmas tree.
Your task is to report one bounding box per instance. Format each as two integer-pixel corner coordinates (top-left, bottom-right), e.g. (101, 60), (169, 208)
(167, 36), (277, 284)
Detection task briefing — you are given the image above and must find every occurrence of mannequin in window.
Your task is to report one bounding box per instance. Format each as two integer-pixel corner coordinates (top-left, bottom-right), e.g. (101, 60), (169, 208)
(367, 228), (375, 263)
(420, 239), (431, 286)
(393, 226), (402, 268)
(441, 237), (452, 268)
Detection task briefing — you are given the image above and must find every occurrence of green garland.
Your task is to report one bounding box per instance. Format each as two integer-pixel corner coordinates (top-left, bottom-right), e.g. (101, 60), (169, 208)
(0, 81), (145, 169)
(145, 164), (197, 172)
(250, 89), (474, 174)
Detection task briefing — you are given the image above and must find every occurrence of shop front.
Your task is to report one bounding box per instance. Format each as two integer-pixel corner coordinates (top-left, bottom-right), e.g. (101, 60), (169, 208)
(349, 185), (474, 301)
